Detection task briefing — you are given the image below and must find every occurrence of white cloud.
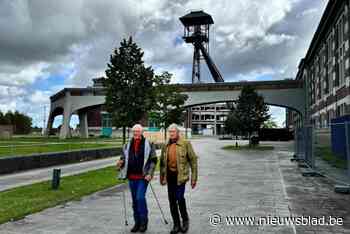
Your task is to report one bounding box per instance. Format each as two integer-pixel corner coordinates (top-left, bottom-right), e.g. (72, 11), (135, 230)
(0, 101), (17, 113)
(0, 62), (49, 86)
(261, 34), (296, 47)
(154, 65), (189, 83)
(29, 90), (51, 104)
(0, 0), (329, 127)
(298, 8), (318, 18)
(0, 85), (26, 97)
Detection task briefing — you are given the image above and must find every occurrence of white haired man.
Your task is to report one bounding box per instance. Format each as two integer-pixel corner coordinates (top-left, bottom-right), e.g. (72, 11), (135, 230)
(159, 124), (198, 234)
(117, 124), (157, 233)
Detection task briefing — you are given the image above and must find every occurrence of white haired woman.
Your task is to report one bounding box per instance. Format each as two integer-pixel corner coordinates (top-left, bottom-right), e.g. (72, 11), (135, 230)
(117, 124), (157, 233)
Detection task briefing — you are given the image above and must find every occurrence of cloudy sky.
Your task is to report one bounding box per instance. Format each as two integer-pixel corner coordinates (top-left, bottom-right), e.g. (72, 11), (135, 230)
(0, 0), (328, 128)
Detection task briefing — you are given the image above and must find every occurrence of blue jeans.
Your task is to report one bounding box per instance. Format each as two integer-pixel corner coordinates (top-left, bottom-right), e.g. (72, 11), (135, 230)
(129, 179), (149, 224)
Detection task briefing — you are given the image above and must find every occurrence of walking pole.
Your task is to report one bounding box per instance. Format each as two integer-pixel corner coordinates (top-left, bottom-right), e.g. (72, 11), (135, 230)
(122, 184), (128, 226)
(118, 166), (128, 227)
(149, 183), (169, 225)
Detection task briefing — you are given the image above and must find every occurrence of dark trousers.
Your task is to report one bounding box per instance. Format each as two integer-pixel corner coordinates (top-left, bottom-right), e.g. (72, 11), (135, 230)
(129, 179), (149, 224)
(167, 170), (189, 225)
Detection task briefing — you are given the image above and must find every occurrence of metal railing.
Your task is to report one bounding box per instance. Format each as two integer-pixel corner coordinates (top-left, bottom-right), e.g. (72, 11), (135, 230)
(293, 122), (350, 193)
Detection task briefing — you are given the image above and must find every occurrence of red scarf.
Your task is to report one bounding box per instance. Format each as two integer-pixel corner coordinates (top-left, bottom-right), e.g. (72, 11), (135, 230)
(128, 137), (143, 180)
(134, 138), (141, 154)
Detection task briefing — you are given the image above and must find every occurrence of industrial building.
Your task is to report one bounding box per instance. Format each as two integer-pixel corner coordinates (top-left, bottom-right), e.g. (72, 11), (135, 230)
(288, 0), (350, 129)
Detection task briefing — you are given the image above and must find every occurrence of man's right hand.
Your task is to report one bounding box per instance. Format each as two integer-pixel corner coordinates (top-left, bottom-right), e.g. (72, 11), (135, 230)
(116, 159), (124, 169)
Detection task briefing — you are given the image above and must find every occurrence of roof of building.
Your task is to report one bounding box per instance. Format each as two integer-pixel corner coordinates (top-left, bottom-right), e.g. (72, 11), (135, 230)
(179, 10), (214, 26)
(50, 87), (105, 102)
(50, 79), (303, 102)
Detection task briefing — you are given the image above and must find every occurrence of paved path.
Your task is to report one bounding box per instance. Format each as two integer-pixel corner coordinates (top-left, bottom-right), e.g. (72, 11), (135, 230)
(1, 138), (349, 233)
(0, 156), (119, 192)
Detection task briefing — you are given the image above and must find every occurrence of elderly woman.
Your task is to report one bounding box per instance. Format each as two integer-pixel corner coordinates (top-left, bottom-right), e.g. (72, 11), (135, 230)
(160, 124), (198, 234)
(117, 124), (157, 233)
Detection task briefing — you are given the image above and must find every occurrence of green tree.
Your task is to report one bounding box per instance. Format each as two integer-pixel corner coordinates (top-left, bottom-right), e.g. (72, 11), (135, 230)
(104, 36), (154, 143)
(148, 72), (188, 139)
(0, 111), (32, 134)
(0, 111), (10, 125)
(262, 118), (278, 128)
(235, 85), (270, 146)
(14, 111), (32, 134)
(224, 107), (241, 147)
(4, 111), (14, 125)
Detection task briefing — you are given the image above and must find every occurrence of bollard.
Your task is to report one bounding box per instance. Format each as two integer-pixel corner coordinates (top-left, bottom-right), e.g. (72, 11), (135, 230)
(52, 168), (61, 190)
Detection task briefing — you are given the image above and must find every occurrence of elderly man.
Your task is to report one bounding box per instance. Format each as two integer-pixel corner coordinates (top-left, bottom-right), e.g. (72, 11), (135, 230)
(117, 124), (157, 233)
(160, 124), (198, 234)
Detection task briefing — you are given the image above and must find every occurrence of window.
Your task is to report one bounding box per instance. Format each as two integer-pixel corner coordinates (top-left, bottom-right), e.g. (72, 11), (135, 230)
(336, 13), (346, 87)
(341, 103), (347, 116)
(327, 111), (330, 128)
(335, 104), (347, 117)
(326, 33), (333, 92)
(324, 115), (328, 128)
(309, 67), (315, 104)
(318, 116), (322, 129)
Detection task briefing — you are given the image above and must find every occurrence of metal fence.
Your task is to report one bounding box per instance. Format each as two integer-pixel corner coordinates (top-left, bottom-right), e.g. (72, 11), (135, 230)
(294, 126), (313, 164)
(294, 123), (350, 193)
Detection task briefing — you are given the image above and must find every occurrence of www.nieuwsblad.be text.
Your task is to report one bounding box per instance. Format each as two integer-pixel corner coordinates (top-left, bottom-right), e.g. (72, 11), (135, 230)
(209, 213), (344, 227)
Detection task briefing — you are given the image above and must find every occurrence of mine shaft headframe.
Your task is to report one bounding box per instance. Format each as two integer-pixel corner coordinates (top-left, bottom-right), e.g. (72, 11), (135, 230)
(180, 10), (224, 83)
(179, 10), (213, 45)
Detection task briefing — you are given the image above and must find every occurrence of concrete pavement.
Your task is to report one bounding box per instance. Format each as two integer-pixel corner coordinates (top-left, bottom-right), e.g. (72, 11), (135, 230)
(1, 138), (349, 233)
(0, 156), (119, 192)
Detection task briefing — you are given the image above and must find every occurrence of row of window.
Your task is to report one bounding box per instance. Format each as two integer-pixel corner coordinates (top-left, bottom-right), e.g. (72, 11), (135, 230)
(308, 8), (348, 105)
(192, 114), (227, 121)
(191, 105), (229, 111)
(312, 103), (349, 128)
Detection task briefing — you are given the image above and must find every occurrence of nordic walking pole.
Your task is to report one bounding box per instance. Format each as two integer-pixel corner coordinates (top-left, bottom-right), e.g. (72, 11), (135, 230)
(117, 165), (128, 227)
(149, 183), (169, 225)
(122, 183), (128, 226)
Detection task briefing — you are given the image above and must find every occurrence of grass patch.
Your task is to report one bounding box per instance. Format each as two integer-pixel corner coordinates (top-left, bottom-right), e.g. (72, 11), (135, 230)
(0, 137), (123, 158)
(0, 166), (124, 224)
(315, 146), (347, 169)
(1, 136), (121, 143)
(222, 144), (274, 151)
(0, 143), (122, 158)
(0, 157), (161, 225)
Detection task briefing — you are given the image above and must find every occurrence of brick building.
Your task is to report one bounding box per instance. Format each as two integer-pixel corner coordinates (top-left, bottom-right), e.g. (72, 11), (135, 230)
(289, 0), (350, 129)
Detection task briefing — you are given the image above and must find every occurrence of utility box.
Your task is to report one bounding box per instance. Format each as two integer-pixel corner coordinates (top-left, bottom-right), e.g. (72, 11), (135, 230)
(101, 112), (112, 138)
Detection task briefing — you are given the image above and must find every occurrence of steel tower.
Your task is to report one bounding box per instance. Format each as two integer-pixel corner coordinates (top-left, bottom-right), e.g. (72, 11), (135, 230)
(180, 10), (224, 83)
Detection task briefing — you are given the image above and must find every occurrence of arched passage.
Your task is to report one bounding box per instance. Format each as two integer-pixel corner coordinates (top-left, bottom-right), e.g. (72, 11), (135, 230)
(45, 107), (63, 136)
(47, 80), (305, 139)
(183, 100), (302, 136)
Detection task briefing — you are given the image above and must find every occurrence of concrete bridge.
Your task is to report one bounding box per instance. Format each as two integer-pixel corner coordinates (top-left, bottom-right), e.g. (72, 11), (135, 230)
(46, 80), (305, 139)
